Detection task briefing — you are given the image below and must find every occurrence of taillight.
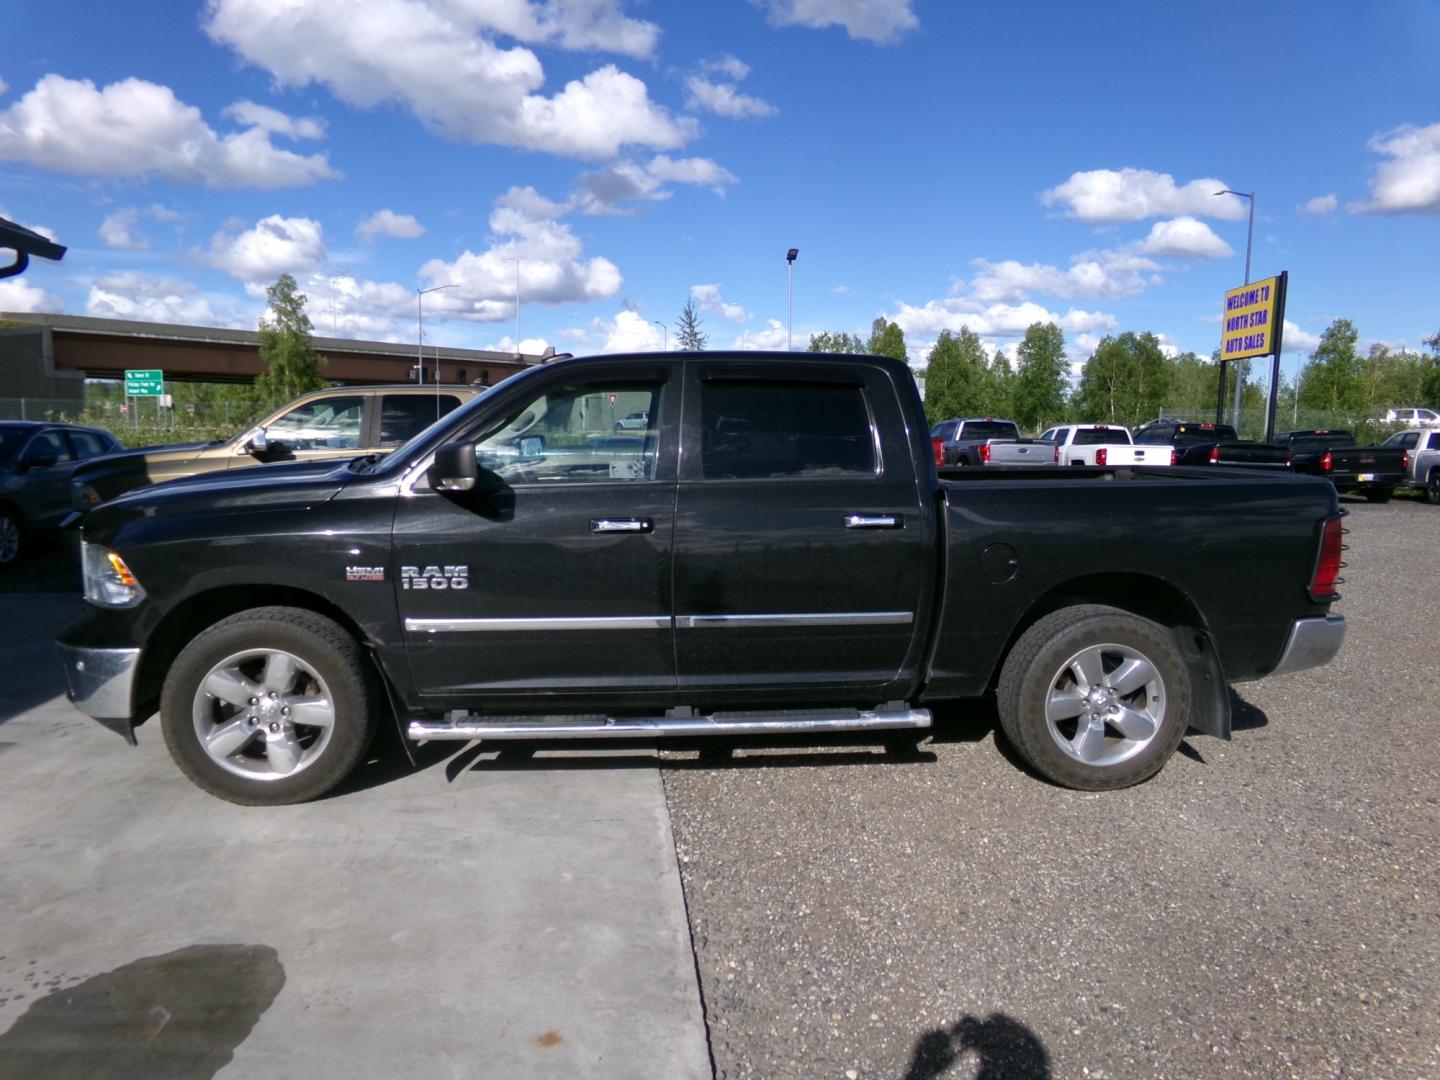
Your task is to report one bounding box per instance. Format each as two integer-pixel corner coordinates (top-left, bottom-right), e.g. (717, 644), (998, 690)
(1285, 452), (1293, 466)
(1054, 444), (1061, 464)
(1095, 447), (1108, 465)
(1310, 516), (1346, 602)
(931, 436), (944, 467)
(1170, 448), (1178, 466)
(1320, 450), (1333, 472)
(1208, 445), (1220, 464)
(979, 443), (991, 463)
(1402, 450), (1410, 472)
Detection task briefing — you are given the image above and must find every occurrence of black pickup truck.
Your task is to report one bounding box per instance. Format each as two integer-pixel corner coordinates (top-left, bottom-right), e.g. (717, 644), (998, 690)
(57, 352), (1348, 805)
(1277, 430), (1407, 502)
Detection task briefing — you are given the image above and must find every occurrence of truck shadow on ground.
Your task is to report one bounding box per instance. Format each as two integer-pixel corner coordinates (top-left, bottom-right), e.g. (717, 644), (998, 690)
(901, 1013), (1051, 1079)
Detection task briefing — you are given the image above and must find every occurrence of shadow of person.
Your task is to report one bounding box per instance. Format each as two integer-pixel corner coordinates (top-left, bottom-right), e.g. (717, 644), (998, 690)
(902, 1012), (1051, 1080)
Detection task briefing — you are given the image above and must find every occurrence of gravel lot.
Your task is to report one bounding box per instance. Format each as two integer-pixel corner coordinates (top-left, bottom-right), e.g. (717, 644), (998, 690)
(662, 493), (1440, 1080)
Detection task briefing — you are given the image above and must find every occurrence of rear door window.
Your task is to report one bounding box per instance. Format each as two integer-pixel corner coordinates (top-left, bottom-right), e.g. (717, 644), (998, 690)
(378, 394), (463, 447)
(700, 381), (875, 480)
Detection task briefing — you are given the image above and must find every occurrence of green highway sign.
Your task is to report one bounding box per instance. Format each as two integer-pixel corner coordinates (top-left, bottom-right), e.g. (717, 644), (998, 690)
(125, 369), (164, 396)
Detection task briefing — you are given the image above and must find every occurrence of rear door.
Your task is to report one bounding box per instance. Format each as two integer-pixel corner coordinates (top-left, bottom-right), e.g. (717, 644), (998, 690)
(671, 360), (930, 698)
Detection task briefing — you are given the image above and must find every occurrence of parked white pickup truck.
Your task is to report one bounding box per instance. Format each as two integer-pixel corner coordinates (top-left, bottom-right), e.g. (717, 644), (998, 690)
(1040, 424), (1175, 467)
(1382, 428), (1440, 504)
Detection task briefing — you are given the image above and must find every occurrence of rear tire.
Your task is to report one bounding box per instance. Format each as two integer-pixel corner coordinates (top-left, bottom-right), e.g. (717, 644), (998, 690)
(1427, 469), (1440, 506)
(160, 606), (377, 805)
(996, 605), (1191, 790)
(1363, 488), (1393, 504)
(0, 508), (20, 569)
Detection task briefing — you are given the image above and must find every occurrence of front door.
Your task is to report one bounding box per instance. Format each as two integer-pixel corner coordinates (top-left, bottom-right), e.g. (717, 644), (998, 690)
(394, 368), (678, 704)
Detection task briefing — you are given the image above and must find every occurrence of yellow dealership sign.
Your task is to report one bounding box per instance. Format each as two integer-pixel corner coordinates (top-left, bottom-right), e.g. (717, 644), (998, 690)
(1220, 275), (1283, 360)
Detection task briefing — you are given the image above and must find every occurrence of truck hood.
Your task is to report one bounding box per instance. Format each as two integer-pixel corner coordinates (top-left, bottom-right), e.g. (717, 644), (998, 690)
(84, 458), (351, 534)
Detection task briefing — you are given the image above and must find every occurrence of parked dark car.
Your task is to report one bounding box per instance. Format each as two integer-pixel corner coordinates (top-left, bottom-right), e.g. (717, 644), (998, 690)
(1133, 419), (1241, 464)
(0, 421), (121, 568)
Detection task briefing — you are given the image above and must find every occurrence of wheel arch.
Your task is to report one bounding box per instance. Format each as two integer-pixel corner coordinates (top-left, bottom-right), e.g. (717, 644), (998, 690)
(135, 585), (401, 740)
(991, 572), (1231, 739)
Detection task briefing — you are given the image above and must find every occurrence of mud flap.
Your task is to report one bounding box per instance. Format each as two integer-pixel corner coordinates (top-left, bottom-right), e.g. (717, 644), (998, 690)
(1173, 626), (1231, 740)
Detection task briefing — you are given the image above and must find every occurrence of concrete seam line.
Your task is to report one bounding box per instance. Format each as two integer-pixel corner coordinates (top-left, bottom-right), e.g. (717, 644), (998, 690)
(659, 762), (719, 1079)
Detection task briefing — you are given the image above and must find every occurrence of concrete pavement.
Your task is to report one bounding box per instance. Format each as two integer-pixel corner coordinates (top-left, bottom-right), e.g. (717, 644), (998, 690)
(0, 594), (711, 1079)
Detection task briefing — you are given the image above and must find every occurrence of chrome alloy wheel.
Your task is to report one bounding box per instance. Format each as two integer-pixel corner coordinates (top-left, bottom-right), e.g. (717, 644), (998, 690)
(1042, 642), (1166, 767)
(191, 648), (336, 781)
(0, 514), (19, 566)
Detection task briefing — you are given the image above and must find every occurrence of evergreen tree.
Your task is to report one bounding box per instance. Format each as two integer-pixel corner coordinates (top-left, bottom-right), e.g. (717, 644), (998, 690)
(866, 317), (907, 362)
(675, 297), (708, 350)
(1012, 322), (1067, 431)
(254, 274), (325, 407)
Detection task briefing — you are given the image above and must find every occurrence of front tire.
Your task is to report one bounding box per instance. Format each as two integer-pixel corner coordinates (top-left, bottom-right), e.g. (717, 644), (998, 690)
(0, 508), (21, 569)
(996, 605), (1191, 790)
(160, 607), (377, 805)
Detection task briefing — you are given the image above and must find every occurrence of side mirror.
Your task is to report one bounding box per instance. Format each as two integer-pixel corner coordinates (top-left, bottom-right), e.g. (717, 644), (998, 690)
(428, 441), (479, 492)
(246, 428), (270, 454)
(517, 434), (546, 459)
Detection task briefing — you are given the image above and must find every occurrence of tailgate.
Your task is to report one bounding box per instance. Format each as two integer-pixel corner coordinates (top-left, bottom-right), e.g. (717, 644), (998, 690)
(1105, 444), (1171, 466)
(1330, 448), (1408, 481)
(986, 440), (1052, 465)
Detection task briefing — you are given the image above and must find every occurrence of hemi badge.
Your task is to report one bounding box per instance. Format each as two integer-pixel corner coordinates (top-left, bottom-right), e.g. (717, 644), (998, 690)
(346, 566), (385, 582)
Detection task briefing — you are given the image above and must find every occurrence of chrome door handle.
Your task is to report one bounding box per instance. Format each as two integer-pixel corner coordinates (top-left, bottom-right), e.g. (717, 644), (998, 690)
(844, 514), (902, 529)
(590, 518), (653, 533)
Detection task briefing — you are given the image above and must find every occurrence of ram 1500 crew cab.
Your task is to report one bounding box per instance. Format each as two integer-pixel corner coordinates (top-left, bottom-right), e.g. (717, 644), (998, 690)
(57, 352), (1348, 804)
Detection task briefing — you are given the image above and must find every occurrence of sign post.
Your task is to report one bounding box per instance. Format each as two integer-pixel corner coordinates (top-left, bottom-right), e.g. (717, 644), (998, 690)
(1216, 273), (1287, 442)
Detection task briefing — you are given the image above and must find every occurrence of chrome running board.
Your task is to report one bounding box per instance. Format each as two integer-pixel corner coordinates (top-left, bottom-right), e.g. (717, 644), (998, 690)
(407, 705), (931, 742)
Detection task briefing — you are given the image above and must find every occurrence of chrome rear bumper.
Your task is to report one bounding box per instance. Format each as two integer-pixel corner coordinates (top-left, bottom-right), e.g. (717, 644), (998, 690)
(56, 643), (140, 744)
(1271, 615), (1346, 676)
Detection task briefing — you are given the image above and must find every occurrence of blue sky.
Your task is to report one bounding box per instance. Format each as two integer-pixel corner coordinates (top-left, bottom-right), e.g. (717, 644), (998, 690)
(2, 0), (1438, 382)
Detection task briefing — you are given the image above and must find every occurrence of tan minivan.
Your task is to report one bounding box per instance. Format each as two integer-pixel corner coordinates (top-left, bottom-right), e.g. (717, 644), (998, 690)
(72, 384), (483, 511)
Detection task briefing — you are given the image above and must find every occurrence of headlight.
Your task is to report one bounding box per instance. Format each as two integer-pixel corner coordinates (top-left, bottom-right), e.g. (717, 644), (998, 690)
(73, 481), (102, 512)
(82, 542), (146, 608)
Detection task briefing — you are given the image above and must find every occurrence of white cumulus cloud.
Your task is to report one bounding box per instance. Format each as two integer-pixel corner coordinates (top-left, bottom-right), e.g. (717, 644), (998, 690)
(1042, 168), (1246, 223)
(205, 0), (692, 159)
(86, 272), (227, 325)
(1352, 122), (1440, 214)
(208, 215), (327, 281)
(685, 76), (776, 120)
(223, 100), (326, 140)
(752, 0), (918, 43)
(0, 278), (59, 313)
(1300, 194), (1337, 216)
(0, 74), (338, 188)
(98, 204), (182, 250)
(578, 155), (736, 213)
(356, 209), (425, 243)
(691, 284), (747, 321)
(1133, 217), (1234, 260)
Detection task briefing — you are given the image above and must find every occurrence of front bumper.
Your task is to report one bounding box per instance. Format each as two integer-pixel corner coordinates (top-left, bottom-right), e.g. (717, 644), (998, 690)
(1270, 615), (1347, 676)
(56, 642), (141, 744)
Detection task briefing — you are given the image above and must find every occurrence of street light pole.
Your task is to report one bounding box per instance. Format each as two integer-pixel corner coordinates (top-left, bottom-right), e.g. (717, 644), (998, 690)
(652, 319), (667, 351)
(1216, 189), (1255, 428)
(510, 257), (521, 358)
(418, 283), (458, 416)
(786, 248), (799, 351)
